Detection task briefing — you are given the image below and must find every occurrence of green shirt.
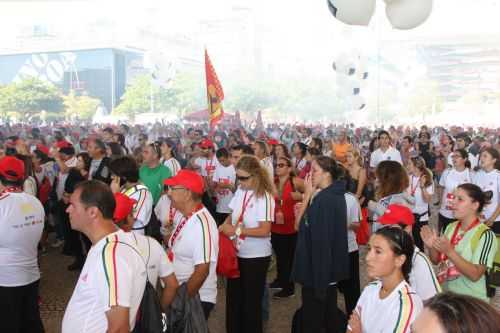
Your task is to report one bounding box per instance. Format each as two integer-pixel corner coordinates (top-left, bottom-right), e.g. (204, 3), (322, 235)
(139, 164), (171, 205)
(443, 221), (498, 301)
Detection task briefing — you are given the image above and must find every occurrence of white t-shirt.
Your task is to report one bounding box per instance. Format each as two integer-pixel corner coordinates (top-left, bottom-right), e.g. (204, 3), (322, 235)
(345, 193), (362, 253)
(213, 164), (236, 213)
(192, 157), (206, 175)
(260, 157), (274, 181)
(129, 233), (174, 287)
(439, 168), (473, 218)
(408, 175), (434, 221)
(62, 230), (147, 333)
(163, 157), (182, 176)
(121, 184), (153, 235)
(355, 280), (423, 333)
(472, 169), (500, 221)
(369, 147), (403, 168)
(168, 207), (218, 304)
(409, 247), (441, 301)
(0, 191), (44, 287)
(228, 189), (275, 258)
(200, 155), (219, 179)
(447, 152), (479, 169)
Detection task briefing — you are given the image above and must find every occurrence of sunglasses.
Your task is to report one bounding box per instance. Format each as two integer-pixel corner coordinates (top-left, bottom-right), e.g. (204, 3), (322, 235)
(149, 142), (162, 156)
(236, 175), (252, 181)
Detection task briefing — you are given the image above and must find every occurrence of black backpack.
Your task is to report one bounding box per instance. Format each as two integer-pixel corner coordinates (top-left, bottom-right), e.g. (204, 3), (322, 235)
(111, 239), (167, 333)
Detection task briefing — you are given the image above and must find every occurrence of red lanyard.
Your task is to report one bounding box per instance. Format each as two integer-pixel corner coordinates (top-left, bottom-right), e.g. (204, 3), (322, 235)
(441, 219), (480, 261)
(295, 159), (302, 170)
(0, 186), (22, 195)
(238, 191), (254, 224)
(410, 176), (420, 196)
(168, 206), (177, 223)
(205, 157), (215, 173)
(168, 203), (204, 249)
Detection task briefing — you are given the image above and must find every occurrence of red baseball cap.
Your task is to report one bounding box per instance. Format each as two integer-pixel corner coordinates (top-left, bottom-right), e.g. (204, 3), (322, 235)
(36, 144), (50, 155)
(379, 204), (415, 226)
(267, 138), (279, 146)
(199, 139), (214, 149)
(0, 156), (25, 181)
(164, 169), (204, 194)
(113, 193), (136, 222)
(56, 140), (73, 149)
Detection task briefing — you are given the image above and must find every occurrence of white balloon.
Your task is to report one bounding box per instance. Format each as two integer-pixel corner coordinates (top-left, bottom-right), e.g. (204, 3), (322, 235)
(334, 53), (357, 76)
(386, 0), (433, 30)
(351, 95), (366, 110)
(327, 0), (376, 27)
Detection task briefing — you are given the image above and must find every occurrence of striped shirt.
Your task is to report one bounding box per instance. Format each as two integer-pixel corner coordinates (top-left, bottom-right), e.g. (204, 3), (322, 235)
(163, 157), (182, 176)
(169, 207), (219, 304)
(62, 230), (147, 333)
(121, 184), (153, 234)
(410, 247), (441, 301)
(355, 280), (423, 333)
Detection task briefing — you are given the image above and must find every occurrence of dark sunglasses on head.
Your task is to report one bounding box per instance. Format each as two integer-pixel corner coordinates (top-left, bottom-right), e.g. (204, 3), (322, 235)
(237, 175), (252, 181)
(150, 142), (161, 156)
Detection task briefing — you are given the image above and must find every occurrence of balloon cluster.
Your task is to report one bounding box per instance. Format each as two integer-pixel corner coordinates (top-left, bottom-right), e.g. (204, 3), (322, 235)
(333, 52), (369, 110)
(146, 51), (177, 88)
(327, 0), (433, 29)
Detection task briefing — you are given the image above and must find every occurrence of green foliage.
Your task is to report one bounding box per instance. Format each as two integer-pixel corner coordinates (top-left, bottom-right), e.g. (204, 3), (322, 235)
(113, 72), (205, 118)
(63, 91), (102, 121)
(0, 78), (64, 121)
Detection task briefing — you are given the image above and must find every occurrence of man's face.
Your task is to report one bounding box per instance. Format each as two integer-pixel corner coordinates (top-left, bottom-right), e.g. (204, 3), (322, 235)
(102, 131), (112, 142)
(218, 156), (230, 167)
(456, 138), (466, 149)
(87, 141), (98, 158)
(230, 149), (242, 166)
(166, 186), (189, 209)
(379, 134), (390, 148)
(66, 189), (88, 232)
(142, 145), (159, 165)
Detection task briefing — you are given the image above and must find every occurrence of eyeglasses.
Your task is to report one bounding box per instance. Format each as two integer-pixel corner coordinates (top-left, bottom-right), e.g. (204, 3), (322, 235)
(236, 175), (252, 181)
(166, 186), (186, 192)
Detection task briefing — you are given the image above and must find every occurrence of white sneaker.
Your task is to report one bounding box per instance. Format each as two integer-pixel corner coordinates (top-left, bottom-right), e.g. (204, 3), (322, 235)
(51, 239), (64, 248)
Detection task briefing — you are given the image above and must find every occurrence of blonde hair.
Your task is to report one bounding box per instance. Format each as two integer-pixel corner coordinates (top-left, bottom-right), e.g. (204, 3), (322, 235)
(236, 155), (276, 197)
(348, 148), (364, 167)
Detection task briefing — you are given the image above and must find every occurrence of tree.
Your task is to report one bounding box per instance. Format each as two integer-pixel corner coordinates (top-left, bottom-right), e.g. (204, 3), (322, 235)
(63, 91), (102, 121)
(113, 73), (205, 118)
(0, 78), (64, 121)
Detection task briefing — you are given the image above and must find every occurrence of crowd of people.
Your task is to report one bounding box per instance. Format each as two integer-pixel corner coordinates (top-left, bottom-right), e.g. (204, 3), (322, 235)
(0, 120), (499, 333)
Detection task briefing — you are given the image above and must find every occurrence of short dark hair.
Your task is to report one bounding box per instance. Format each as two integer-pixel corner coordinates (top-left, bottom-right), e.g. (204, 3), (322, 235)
(103, 127), (114, 134)
(93, 139), (107, 153)
(109, 156), (139, 183)
(403, 135), (414, 143)
(75, 180), (115, 220)
(216, 147), (230, 159)
(231, 144), (254, 155)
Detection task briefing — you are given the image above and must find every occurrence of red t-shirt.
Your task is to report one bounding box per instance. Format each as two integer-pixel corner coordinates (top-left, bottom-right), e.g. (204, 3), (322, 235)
(272, 178), (299, 235)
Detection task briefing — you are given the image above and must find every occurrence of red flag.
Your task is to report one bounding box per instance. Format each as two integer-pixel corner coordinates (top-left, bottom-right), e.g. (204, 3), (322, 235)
(205, 49), (224, 128)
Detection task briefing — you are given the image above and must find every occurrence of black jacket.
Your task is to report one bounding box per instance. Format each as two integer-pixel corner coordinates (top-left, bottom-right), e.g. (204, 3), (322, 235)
(291, 181), (350, 300)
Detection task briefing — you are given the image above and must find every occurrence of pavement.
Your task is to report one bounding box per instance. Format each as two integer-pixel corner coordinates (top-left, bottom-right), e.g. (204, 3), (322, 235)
(40, 221), (499, 333)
